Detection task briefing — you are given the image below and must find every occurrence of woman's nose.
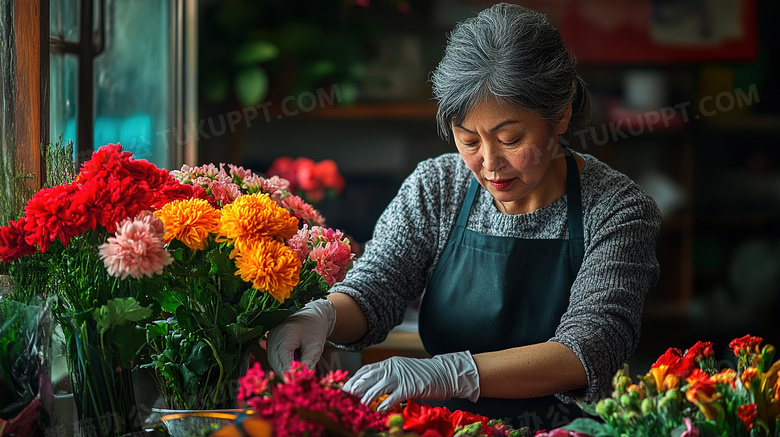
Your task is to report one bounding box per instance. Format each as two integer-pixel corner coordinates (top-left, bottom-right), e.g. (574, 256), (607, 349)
(481, 144), (504, 171)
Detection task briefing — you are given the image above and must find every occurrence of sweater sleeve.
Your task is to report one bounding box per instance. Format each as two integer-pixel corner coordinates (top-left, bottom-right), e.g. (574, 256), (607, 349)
(329, 157), (458, 351)
(551, 181), (662, 403)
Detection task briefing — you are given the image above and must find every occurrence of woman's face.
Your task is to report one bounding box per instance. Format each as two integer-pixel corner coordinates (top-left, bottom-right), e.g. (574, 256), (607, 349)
(452, 98), (570, 214)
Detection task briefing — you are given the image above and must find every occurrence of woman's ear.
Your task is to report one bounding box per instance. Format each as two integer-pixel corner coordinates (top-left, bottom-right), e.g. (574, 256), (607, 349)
(555, 103), (573, 135)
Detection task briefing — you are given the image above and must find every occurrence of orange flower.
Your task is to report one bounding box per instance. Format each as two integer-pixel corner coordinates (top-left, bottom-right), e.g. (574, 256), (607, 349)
(155, 198), (221, 250)
(662, 374), (681, 391)
(234, 238), (301, 302)
(711, 368), (737, 388)
(219, 193), (299, 251)
(740, 367), (759, 389)
(686, 369), (721, 420)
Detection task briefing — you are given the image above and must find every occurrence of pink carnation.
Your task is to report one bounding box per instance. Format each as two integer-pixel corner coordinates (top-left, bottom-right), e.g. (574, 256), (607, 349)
(253, 175), (291, 203)
(98, 211), (172, 280)
(208, 180), (242, 206)
(282, 195), (325, 227)
(288, 225), (312, 263)
(309, 239), (353, 286)
(310, 226), (345, 244)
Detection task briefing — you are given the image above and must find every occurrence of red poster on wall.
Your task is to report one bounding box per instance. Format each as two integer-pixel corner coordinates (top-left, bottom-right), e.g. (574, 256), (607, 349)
(503, 0), (759, 64)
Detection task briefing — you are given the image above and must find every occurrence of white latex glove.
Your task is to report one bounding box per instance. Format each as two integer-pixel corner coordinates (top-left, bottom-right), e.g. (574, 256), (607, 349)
(343, 351), (480, 411)
(266, 299), (336, 374)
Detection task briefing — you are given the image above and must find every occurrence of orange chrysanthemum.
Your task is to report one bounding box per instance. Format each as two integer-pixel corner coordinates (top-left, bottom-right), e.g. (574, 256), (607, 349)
(234, 238), (301, 302)
(219, 193), (299, 251)
(155, 198), (221, 250)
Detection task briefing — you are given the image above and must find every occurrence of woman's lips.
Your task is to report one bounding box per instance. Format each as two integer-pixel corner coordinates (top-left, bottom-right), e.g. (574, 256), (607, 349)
(488, 178), (513, 190)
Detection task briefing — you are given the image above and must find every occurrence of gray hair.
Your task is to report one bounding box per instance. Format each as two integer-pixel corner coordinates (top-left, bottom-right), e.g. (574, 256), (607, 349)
(431, 3), (591, 142)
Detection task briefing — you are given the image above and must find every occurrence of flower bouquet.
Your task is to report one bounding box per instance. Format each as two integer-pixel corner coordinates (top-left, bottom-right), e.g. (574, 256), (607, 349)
(0, 143), (208, 436)
(142, 162), (355, 410)
(209, 362), (528, 437)
(550, 335), (780, 437)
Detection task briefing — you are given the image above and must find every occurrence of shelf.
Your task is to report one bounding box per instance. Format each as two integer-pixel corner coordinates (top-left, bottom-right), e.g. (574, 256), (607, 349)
(699, 114), (780, 134)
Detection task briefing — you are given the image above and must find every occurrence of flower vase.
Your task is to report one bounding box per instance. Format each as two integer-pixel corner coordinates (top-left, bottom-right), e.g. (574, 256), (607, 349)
(64, 319), (141, 437)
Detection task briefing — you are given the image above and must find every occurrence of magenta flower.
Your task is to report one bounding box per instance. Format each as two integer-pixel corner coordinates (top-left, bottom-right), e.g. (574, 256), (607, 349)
(237, 362), (270, 403)
(98, 210), (172, 279)
(238, 361), (388, 437)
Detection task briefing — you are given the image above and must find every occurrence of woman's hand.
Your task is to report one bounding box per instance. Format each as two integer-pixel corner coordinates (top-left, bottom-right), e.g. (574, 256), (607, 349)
(342, 351), (480, 411)
(266, 299), (336, 373)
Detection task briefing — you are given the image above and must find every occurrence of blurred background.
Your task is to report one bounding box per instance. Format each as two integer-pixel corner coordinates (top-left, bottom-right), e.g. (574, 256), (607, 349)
(4, 0), (780, 374)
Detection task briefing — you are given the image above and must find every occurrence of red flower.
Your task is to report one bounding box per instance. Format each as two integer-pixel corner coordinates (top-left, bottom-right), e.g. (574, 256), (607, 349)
(737, 403), (758, 430)
(729, 335), (763, 357)
(75, 143), (132, 184)
(401, 401), (456, 437)
(650, 347), (695, 390)
(22, 183), (84, 251)
(267, 156), (345, 203)
(684, 341), (714, 361)
(0, 217), (36, 262)
(448, 409), (489, 430)
(313, 159), (345, 193)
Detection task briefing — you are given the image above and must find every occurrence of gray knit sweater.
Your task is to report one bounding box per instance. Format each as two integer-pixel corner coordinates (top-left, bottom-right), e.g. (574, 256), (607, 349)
(330, 152), (661, 403)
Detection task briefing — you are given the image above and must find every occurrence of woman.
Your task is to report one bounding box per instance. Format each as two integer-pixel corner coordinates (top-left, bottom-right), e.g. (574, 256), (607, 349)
(266, 3), (661, 431)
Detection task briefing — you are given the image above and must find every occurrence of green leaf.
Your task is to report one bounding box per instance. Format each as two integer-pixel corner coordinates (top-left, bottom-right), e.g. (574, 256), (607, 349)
(225, 323), (264, 345)
(218, 304), (239, 326)
(156, 289), (186, 313)
(175, 307), (196, 332)
(94, 297), (153, 334)
(111, 324), (147, 368)
(146, 321), (169, 341)
(233, 40), (278, 65)
(235, 67), (269, 107)
(184, 340), (212, 376)
(563, 417), (614, 436)
(255, 308), (297, 333)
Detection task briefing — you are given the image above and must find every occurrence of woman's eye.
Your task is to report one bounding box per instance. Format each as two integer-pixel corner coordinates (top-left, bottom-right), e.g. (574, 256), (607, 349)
(460, 139), (478, 146)
(499, 138), (519, 146)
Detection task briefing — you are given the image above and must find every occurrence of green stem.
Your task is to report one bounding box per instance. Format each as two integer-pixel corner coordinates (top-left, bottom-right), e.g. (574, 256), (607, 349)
(202, 336), (225, 407)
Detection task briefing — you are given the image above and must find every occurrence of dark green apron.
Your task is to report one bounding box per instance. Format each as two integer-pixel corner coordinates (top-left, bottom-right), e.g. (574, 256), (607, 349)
(418, 148), (585, 431)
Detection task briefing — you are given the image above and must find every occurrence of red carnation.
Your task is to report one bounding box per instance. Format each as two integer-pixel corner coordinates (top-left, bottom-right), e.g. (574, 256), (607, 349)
(23, 184), (84, 251)
(737, 403), (758, 430)
(729, 335), (763, 357)
(0, 217), (37, 262)
(75, 143), (132, 184)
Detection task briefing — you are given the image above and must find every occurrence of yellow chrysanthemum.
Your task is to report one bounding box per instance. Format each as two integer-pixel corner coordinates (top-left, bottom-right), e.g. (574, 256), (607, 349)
(155, 198), (221, 251)
(234, 238), (301, 302)
(219, 193), (299, 251)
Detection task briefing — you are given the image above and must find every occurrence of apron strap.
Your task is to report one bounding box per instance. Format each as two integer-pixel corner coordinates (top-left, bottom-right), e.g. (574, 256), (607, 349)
(563, 147), (585, 277)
